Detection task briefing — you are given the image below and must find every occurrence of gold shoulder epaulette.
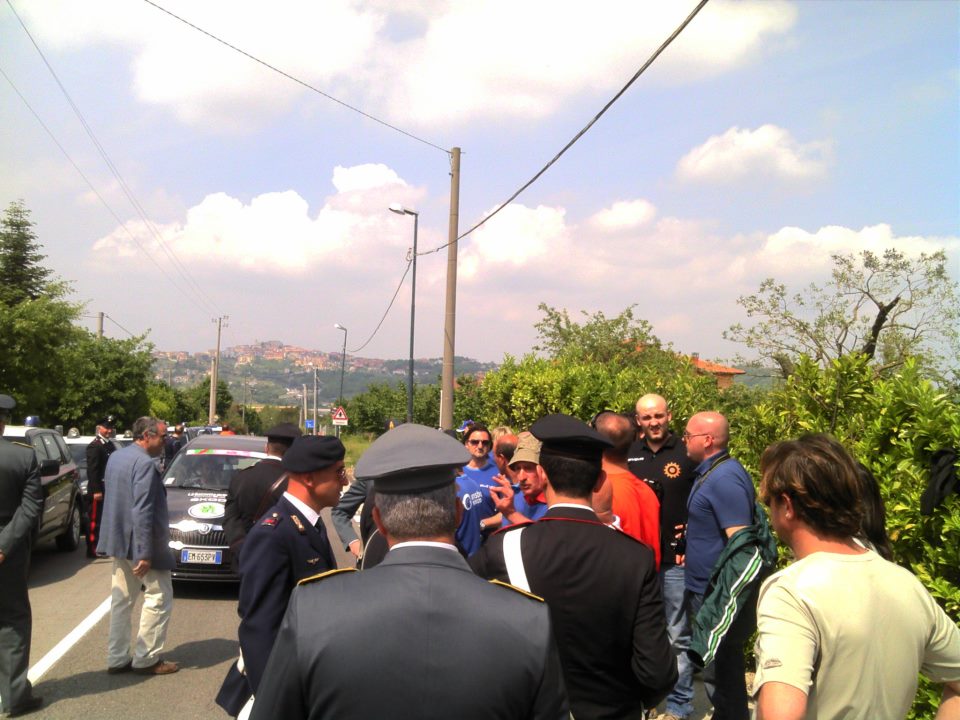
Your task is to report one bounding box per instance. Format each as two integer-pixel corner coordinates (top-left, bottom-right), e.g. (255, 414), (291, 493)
(12, 441), (31, 449)
(297, 567), (357, 586)
(489, 578), (544, 602)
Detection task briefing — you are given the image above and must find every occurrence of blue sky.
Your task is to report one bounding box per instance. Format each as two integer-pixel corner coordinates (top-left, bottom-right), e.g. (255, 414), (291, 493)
(1, 0), (957, 364)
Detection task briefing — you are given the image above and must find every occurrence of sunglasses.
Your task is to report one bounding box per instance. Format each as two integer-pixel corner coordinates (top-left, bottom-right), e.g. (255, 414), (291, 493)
(467, 439), (491, 447)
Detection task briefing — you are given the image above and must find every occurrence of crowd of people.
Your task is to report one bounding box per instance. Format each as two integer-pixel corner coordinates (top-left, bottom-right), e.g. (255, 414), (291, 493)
(1, 389), (959, 719)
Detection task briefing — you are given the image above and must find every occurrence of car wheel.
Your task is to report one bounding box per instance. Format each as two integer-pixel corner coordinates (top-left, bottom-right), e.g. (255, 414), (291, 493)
(56, 498), (82, 552)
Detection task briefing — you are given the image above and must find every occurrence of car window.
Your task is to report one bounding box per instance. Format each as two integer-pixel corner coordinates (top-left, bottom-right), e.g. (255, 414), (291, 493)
(39, 433), (64, 465)
(164, 451), (267, 490)
(30, 434), (52, 462)
(53, 434), (72, 464)
(69, 445), (87, 468)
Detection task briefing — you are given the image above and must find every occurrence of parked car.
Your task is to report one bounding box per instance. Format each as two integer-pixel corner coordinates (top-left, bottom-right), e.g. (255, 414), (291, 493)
(64, 431), (125, 494)
(163, 434), (268, 582)
(2, 425), (83, 552)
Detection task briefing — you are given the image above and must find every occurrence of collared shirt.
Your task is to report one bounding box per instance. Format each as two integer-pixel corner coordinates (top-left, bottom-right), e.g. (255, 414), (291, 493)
(390, 541), (459, 553)
(282, 492), (320, 528)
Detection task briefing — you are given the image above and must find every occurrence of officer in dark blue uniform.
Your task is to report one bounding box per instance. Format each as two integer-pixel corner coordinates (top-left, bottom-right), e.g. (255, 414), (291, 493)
(0, 394), (44, 717)
(84, 415), (117, 558)
(216, 434), (346, 717)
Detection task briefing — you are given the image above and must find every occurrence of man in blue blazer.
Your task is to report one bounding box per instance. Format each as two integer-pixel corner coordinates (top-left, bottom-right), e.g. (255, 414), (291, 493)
(216, 435), (346, 716)
(97, 416), (178, 676)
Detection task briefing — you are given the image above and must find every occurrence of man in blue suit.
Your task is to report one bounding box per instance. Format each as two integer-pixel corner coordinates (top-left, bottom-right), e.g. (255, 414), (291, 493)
(97, 416), (178, 676)
(216, 435), (346, 716)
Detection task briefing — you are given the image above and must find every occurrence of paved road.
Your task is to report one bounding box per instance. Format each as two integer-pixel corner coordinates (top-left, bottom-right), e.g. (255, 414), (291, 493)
(22, 509), (720, 719)
(22, 508), (351, 720)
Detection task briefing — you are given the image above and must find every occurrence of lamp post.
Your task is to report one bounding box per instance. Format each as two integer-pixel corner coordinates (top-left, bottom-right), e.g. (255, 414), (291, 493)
(389, 204), (419, 424)
(334, 323), (347, 407)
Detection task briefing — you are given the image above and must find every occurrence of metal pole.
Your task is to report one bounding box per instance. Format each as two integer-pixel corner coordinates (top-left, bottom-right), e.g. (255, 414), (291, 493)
(313, 367), (318, 435)
(97, 311), (104, 339)
(440, 147), (460, 431)
(407, 213), (418, 424)
(338, 330), (347, 406)
(208, 316), (226, 425)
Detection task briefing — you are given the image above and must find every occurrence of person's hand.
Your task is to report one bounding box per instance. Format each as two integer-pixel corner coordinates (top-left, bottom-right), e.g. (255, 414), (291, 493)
(489, 474), (515, 514)
(348, 540), (361, 558)
(132, 559), (151, 578)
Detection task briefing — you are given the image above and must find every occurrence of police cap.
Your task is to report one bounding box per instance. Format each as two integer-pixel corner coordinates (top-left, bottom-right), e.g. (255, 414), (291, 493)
(0, 394), (15, 419)
(97, 415), (117, 430)
(355, 423), (470, 494)
(265, 422), (302, 443)
(282, 435), (345, 473)
(530, 414), (613, 462)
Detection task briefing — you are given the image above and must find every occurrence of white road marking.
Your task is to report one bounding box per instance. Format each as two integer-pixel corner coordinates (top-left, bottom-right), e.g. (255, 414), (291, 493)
(28, 596), (112, 683)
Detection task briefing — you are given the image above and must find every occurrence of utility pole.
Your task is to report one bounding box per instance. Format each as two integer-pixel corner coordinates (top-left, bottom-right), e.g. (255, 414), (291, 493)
(301, 384), (308, 434)
(97, 311), (104, 339)
(439, 147), (461, 431)
(241, 376), (248, 427)
(312, 367), (318, 436)
(208, 315), (228, 425)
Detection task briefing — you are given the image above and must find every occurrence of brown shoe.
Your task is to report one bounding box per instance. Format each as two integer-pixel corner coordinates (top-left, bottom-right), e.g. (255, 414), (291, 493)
(132, 660), (179, 675)
(106, 660), (133, 675)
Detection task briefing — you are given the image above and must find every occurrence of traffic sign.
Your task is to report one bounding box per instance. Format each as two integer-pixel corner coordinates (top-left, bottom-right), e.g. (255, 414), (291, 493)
(332, 406), (349, 426)
(305, 419), (314, 429)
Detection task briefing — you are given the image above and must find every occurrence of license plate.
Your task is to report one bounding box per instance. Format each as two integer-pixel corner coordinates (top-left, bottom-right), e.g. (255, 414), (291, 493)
(180, 548), (222, 564)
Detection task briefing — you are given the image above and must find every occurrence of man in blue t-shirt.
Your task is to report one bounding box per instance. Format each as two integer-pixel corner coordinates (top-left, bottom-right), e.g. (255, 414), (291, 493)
(683, 412), (755, 720)
(459, 424), (500, 524)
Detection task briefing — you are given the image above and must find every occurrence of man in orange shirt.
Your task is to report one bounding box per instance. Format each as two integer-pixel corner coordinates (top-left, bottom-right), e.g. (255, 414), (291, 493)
(594, 411), (660, 567)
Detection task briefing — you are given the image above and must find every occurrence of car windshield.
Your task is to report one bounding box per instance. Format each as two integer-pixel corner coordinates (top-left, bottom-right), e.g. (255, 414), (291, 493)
(163, 449), (267, 490)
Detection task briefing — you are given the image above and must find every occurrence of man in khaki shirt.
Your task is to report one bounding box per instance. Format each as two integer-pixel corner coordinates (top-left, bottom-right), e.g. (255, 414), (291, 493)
(754, 434), (960, 720)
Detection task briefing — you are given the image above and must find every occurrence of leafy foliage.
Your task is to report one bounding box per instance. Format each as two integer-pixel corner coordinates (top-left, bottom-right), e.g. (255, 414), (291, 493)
(725, 249), (960, 379)
(344, 382), (440, 434)
(534, 303), (658, 364)
(0, 200), (54, 305)
(183, 377), (233, 423)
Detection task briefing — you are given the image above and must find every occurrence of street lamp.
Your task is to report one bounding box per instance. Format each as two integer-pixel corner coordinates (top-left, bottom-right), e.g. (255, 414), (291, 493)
(389, 203), (418, 424)
(334, 323), (347, 408)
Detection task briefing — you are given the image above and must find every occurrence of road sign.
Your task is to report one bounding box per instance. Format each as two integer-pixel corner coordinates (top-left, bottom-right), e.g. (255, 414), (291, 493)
(305, 419), (314, 430)
(332, 406), (349, 426)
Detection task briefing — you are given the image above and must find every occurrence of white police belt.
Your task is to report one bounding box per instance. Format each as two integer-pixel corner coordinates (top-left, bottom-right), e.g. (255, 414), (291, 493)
(503, 527), (531, 592)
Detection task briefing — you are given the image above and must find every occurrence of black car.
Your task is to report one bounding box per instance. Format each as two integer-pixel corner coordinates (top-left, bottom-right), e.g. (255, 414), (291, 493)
(163, 434), (268, 581)
(3, 425), (83, 552)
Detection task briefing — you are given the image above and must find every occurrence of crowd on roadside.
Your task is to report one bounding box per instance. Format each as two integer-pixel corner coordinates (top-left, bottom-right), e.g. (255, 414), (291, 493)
(1, 389), (958, 719)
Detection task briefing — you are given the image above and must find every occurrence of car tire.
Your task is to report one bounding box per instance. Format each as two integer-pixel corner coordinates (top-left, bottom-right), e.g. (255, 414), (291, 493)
(56, 498), (82, 552)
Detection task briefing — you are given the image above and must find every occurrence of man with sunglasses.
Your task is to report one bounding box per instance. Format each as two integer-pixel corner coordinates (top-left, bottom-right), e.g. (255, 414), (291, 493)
(217, 435), (346, 717)
(456, 424), (500, 554)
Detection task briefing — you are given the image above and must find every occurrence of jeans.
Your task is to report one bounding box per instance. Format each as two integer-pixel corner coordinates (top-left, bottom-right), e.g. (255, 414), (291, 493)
(107, 559), (174, 669)
(686, 587), (756, 720)
(660, 565), (694, 718)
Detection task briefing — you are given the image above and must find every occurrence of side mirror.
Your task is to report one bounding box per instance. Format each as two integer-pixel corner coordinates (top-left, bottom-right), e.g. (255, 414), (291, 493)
(39, 458), (60, 476)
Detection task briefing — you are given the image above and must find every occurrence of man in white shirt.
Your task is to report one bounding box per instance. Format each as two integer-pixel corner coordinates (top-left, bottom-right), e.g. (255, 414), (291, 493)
(754, 433), (960, 720)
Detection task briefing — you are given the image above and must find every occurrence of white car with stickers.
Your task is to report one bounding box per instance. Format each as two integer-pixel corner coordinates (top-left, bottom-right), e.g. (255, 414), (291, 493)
(163, 434), (268, 581)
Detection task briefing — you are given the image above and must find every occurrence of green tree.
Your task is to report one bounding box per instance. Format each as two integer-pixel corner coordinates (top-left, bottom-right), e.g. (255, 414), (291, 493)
(184, 377), (233, 423)
(534, 303), (657, 363)
(725, 249), (960, 379)
(147, 381), (193, 426)
(345, 382), (440, 434)
(0, 200), (54, 305)
(56, 333), (154, 430)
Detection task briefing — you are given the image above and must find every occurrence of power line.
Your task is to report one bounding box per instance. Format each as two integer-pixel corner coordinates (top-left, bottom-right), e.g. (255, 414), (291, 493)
(104, 313), (138, 338)
(141, 0), (450, 155)
(0, 62), (220, 314)
(418, 0), (711, 256)
(6, 0), (224, 318)
(348, 259), (412, 354)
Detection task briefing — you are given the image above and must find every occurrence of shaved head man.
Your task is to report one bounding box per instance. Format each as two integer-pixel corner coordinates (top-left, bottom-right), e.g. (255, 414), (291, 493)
(626, 394), (699, 720)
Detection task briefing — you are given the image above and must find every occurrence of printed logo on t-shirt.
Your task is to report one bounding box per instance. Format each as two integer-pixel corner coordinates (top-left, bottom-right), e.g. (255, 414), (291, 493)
(664, 462), (682, 479)
(461, 489), (483, 511)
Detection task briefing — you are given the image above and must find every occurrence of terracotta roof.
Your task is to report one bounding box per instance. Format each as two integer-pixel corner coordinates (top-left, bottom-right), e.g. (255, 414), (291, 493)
(688, 356), (745, 376)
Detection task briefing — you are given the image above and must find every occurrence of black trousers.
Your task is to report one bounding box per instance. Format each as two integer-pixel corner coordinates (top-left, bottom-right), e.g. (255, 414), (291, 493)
(0, 538), (34, 713)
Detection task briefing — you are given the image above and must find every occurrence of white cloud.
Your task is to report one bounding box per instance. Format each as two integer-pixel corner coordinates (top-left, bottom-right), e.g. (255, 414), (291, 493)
(90, 165), (421, 274)
(589, 200), (657, 231)
(17, 0), (797, 131)
(676, 125), (831, 184)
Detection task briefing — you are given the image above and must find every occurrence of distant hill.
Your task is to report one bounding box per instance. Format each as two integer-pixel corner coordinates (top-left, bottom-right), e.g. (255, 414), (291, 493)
(152, 342), (497, 406)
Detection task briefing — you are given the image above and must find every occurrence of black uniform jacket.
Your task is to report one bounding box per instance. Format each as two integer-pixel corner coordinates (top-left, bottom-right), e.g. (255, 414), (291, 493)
(470, 505), (677, 720)
(250, 544), (569, 720)
(223, 458), (286, 548)
(217, 495), (334, 713)
(85, 435), (116, 496)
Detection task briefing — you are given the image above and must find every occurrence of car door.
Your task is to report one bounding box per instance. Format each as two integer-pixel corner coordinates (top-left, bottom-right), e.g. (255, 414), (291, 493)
(28, 430), (64, 531)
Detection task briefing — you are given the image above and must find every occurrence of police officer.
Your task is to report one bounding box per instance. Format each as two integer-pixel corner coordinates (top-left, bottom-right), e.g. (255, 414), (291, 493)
(0, 394), (44, 717)
(249, 424), (568, 720)
(470, 414), (677, 719)
(216, 434), (345, 717)
(85, 415), (117, 558)
(223, 422), (302, 567)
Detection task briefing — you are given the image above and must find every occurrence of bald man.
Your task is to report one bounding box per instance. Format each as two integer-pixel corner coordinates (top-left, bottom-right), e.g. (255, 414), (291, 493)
(682, 411), (757, 720)
(627, 394), (698, 720)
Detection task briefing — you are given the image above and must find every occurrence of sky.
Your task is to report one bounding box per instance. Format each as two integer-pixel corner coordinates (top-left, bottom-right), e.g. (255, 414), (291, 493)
(1, 0), (958, 365)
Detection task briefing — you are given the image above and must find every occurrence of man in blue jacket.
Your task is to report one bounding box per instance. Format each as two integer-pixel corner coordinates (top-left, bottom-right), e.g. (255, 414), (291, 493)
(98, 416), (178, 676)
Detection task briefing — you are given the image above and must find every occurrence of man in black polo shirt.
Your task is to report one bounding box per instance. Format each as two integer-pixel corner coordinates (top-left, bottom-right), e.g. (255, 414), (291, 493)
(627, 393), (698, 720)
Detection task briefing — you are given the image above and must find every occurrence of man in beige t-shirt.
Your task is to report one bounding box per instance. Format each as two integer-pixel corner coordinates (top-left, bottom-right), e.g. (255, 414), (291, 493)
(754, 434), (960, 720)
